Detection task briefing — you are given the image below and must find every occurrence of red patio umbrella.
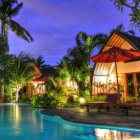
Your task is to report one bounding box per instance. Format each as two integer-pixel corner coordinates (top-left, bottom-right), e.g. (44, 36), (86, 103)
(91, 47), (140, 93)
(32, 77), (50, 82)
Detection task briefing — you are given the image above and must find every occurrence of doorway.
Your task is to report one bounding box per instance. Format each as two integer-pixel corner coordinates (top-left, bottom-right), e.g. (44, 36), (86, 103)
(127, 74), (135, 97)
(126, 73), (140, 97)
(136, 73), (140, 96)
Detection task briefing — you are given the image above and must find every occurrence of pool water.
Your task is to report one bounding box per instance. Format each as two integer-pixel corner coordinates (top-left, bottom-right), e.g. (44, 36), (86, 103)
(0, 104), (140, 140)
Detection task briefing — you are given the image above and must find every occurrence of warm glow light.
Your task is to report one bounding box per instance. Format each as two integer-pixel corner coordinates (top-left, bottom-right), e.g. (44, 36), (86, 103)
(13, 104), (21, 124)
(108, 74), (116, 82)
(94, 76), (107, 83)
(95, 128), (120, 139)
(79, 97), (85, 104)
(109, 63), (115, 75)
(66, 81), (78, 89)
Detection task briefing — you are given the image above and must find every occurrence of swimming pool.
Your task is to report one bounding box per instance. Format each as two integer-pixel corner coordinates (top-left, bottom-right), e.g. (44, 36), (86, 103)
(0, 103), (140, 140)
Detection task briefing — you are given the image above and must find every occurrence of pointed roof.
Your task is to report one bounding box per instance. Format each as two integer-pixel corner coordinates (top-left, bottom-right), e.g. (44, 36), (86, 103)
(92, 30), (140, 73)
(113, 30), (140, 50)
(100, 30), (140, 52)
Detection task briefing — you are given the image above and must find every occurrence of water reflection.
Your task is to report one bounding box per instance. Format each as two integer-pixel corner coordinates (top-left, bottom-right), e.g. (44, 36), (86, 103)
(13, 104), (21, 125)
(0, 104), (140, 140)
(94, 128), (140, 140)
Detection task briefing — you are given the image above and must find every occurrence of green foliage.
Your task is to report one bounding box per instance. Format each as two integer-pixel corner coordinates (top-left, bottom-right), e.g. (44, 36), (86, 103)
(30, 94), (46, 108)
(60, 32), (107, 99)
(30, 93), (67, 109)
(123, 96), (136, 103)
(91, 95), (106, 102)
(21, 93), (28, 102)
(0, 0), (33, 51)
(112, 0), (140, 30)
(9, 52), (35, 93)
(0, 36), (8, 53)
(0, 51), (38, 102)
(0, 50), (16, 87)
(113, 24), (135, 35)
(84, 90), (91, 101)
(65, 93), (80, 107)
(3, 93), (12, 102)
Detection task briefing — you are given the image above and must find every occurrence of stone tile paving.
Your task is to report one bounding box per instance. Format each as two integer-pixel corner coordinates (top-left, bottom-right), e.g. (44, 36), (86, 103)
(41, 107), (140, 129)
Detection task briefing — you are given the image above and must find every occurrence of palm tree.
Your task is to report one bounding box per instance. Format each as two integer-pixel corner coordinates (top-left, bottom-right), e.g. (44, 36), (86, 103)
(0, 50), (15, 95)
(75, 32), (107, 99)
(61, 32), (107, 99)
(9, 52), (36, 102)
(0, 0), (33, 51)
(112, 0), (140, 30)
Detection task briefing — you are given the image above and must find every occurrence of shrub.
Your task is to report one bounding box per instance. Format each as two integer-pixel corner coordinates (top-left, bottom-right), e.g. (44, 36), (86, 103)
(21, 93), (28, 102)
(30, 94), (45, 108)
(124, 96), (136, 103)
(3, 93), (12, 102)
(30, 93), (67, 109)
(91, 95), (106, 102)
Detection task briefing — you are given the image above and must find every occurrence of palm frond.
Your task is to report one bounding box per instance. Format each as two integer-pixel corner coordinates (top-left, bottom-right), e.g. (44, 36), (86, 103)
(76, 31), (88, 47)
(8, 2), (23, 17)
(9, 19), (33, 42)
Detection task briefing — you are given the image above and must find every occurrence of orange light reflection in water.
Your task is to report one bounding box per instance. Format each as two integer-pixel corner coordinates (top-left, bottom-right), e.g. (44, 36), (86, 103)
(94, 128), (135, 140)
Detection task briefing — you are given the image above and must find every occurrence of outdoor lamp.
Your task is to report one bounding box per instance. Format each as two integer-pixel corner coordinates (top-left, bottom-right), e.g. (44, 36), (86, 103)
(79, 97), (85, 105)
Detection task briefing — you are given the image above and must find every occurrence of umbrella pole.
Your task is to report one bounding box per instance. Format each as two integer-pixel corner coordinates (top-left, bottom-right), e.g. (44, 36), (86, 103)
(114, 59), (119, 94)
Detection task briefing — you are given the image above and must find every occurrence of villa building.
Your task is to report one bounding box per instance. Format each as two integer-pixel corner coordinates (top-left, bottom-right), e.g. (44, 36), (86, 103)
(26, 65), (59, 98)
(92, 30), (140, 98)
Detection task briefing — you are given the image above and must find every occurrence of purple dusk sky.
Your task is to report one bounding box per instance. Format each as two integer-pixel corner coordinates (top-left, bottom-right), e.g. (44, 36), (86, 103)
(8, 0), (139, 66)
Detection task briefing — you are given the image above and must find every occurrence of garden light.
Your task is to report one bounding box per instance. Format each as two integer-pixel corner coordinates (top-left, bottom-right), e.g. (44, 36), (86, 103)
(79, 97), (85, 105)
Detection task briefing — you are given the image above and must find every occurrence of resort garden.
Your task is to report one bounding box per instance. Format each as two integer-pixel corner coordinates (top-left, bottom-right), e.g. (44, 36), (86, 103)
(0, 0), (110, 107)
(0, 30), (108, 108)
(1, 0), (140, 140)
(0, 0), (140, 110)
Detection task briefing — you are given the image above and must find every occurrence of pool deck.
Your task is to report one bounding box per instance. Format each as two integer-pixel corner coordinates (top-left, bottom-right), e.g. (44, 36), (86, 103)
(41, 107), (140, 129)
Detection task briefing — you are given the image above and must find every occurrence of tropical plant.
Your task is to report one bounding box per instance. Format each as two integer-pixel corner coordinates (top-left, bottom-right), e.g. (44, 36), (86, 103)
(76, 32), (107, 98)
(0, 0), (33, 51)
(61, 32), (107, 100)
(30, 93), (67, 109)
(91, 95), (106, 102)
(45, 75), (69, 96)
(112, 0), (140, 30)
(114, 24), (135, 35)
(9, 52), (36, 102)
(0, 44), (15, 96)
(31, 55), (46, 68)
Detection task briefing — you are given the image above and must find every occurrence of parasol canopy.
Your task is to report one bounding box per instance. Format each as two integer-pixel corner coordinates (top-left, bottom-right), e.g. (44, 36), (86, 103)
(32, 77), (50, 82)
(91, 47), (140, 93)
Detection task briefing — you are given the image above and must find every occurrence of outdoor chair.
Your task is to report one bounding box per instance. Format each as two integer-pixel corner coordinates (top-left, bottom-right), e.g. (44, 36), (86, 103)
(116, 103), (140, 115)
(85, 93), (121, 113)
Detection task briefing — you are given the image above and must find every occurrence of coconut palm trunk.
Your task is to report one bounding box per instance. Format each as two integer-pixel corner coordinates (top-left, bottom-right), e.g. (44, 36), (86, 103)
(15, 90), (19, 102)
(1, 22), (9, 52)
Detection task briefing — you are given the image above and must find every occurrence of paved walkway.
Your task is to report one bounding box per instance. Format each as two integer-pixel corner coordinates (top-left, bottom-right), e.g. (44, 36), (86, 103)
(41, 107), (140, 129)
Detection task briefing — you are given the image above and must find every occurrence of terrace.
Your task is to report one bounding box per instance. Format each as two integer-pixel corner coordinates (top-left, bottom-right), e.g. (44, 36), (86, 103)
(41, 107), (140, 129)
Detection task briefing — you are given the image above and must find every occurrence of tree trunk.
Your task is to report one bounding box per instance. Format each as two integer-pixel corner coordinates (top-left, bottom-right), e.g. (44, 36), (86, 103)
(16, 90), (19, 102)
(1, 22), (4, 35)
(1, 22), (9, 52)
(90, 67), (94, 101)
(1, 86), (4, 95)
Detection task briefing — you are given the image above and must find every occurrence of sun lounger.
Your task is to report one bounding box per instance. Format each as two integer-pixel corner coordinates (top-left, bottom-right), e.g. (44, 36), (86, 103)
(85, 93), (121, 112)
(116, 103), (140, 115)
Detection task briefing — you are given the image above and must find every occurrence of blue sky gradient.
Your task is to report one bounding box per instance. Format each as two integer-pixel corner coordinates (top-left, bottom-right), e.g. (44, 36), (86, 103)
(8, 0), (138, 66)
